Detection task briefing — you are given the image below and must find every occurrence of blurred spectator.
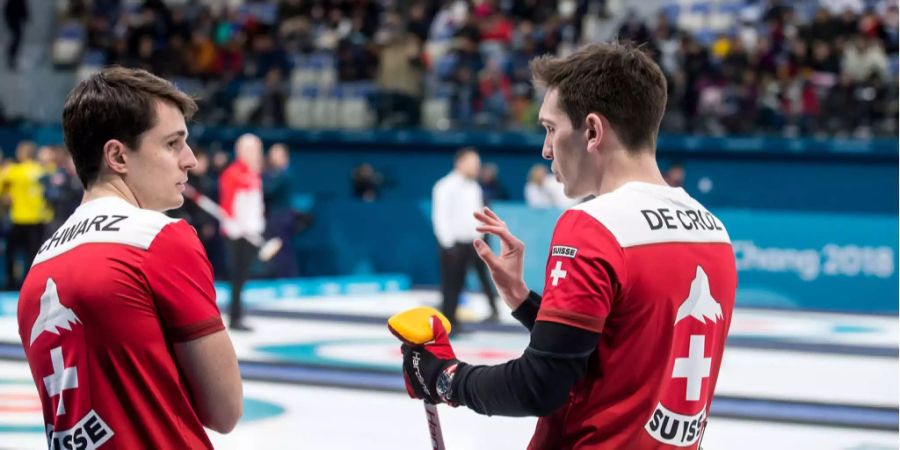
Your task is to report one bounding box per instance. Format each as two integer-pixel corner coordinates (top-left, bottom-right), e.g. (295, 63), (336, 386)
(823, 73), (860, 135)
(809, 40), (842, 74)
(251, 67), (287, 127)
(429, 0), (467, 44)
(524, 163), (554, 208)
(1, 141), (50, 289)
(219, 134), (266, 331)
(336, 23), (377, 81)
(263, 143), (299, 278)
(156, 34), (189, 78)
(351, 163), (382, 202)
(836, 7), (864, 38)
(373, 12), (424, 127)
(246, 33), (289, 80)
(802, 8), (839, 44)
(406, 1), (433, 43)
(4, 0), (27, 69)
(478, 162), (509, 205)
(188, 30), (220, 78)
(679, 35), (711, 132)
(617, 9), (652, 44)
(42, 147), (82, 237)
(842, 37), (890, 82)
(476, 60), (512, 125)
(445, 35), (484, 127)
(481, 9), (514, 44)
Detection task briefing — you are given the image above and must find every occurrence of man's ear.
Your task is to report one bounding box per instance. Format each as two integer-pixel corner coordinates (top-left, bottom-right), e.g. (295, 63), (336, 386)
(103, 139), (129, 176)
(584, 113), (604, 154)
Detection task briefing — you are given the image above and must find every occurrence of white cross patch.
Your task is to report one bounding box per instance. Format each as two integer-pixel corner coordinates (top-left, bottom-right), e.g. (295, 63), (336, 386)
(672, 335), (711, 402)
(550, 261), (567, 286)
(43, 347), (78, 417)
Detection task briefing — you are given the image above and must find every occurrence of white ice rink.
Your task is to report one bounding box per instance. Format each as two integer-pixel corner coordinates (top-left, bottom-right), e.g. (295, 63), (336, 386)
(0, 290), (896, 449)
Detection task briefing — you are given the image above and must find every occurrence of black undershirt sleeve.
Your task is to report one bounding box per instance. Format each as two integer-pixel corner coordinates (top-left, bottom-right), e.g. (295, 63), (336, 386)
(510, 291), (542, 331)
(452, 320), (601, 417)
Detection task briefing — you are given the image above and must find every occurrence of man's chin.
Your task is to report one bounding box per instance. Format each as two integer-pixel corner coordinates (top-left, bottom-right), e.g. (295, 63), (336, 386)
(157, 197), (184, 212)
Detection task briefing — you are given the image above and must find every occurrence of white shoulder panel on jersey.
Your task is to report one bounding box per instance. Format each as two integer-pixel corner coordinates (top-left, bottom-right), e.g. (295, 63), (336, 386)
(33, 197), (180, 266)
(571, 182), (731, 248)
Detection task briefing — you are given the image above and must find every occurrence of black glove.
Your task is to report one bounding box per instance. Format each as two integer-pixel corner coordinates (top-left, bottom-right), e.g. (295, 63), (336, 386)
(399, 318), (464, 405)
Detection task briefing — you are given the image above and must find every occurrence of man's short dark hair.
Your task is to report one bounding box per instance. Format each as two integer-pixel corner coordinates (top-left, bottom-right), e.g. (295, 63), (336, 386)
(62, 66), (198, 188)
(530, 42), (668, 152)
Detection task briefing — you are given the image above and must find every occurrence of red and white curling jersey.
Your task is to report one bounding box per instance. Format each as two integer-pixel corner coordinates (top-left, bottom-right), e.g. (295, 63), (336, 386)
(530, 182), (737, 450)
(218, 160), (264, 240)
(17, 196), (224, 449)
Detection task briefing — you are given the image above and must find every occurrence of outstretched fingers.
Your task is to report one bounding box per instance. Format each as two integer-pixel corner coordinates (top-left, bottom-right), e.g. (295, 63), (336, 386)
(473, 210), (501, 228)
(482, 207), (504, 223)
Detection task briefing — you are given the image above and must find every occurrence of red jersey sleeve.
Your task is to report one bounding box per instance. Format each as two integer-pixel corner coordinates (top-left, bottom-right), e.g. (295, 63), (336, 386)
(143, 220), (224, 342)
(535, 210), (625, 333)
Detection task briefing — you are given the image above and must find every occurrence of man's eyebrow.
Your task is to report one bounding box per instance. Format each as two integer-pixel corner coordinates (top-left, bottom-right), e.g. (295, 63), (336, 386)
(163, 130), (188, 140)
(538, 117), (555, 126)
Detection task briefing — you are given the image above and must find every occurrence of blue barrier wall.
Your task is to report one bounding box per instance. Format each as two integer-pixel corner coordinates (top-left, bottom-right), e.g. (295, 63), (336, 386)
(284, 150), (897, 213)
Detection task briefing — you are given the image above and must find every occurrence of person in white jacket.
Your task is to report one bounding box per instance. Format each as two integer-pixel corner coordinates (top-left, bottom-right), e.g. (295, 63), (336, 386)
(432, 147), (499, 328)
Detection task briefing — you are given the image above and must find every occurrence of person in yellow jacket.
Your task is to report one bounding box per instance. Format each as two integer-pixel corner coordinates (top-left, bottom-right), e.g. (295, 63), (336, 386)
(1, 141), (52, 289)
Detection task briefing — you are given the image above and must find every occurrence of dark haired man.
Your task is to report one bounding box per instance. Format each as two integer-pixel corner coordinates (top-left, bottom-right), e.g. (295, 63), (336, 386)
(399, 43), (737, 449)
(432, 147), (500, 328)
(17, 67), (242, 449)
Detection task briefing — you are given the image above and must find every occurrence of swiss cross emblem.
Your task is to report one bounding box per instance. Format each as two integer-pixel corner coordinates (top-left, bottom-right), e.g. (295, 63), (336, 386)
(645, 266), (723, 447)
(550, 261), (567, 286)
(43, 346), (78, 417)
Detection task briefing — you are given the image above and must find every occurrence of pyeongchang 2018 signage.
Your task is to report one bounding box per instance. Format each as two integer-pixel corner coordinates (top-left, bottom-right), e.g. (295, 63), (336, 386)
(719, 209), (898, 314)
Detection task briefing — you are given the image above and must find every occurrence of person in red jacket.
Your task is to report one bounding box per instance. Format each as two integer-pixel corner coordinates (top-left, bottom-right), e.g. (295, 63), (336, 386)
(399, 42), (738, 450)
(218, 133), (265, 331)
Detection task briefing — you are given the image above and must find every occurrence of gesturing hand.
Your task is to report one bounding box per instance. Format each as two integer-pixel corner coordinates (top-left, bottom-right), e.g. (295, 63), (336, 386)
(472, 207), (530, 310)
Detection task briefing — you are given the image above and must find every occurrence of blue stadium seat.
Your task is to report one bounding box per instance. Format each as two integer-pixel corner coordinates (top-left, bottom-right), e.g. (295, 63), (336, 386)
(286, 95), (313, 129)
(338, 86), (374, 129)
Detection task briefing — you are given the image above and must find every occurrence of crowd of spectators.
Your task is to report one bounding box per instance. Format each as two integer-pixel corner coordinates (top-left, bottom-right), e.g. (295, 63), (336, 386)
(46, 0), (900, 138)
(640, 1), (899, 137)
